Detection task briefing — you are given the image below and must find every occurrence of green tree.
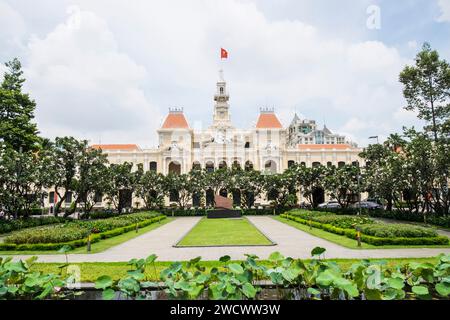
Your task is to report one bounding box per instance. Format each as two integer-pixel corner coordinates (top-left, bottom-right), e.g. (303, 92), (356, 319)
(294, 164), (326, 208)
(233, 169), (264, 208)
(360, 135), (406, 211)
(323, 165), (362, 209)
(0, 145), (45, 218)
(263, 171), (298, 209)
(73, 147), (109, 215)
(399, 43), (450, 141)
(166, 173), (193, 209)
(0, 58), (40, 151)
(46, 137), (86, 215)
(104, 162), (135, 212)
(135, 170), (167, 209)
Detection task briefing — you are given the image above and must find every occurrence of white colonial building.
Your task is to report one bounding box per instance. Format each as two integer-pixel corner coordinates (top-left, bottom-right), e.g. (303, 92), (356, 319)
(44, 71), (364, 209)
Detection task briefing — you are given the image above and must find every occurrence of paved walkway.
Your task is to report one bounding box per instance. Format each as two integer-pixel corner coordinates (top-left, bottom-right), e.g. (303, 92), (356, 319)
(4, 216), (450, 262)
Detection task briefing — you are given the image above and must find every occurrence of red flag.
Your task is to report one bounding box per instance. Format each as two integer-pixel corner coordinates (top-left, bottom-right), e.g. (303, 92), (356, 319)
(221, 48), (228, 59)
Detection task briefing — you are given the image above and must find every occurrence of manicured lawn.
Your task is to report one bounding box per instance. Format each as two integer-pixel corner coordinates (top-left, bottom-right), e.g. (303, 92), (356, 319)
(176, 218), (274, 247)
(0, 218), (174, 255)
(31, 257), (440, 282)
(274, 216), (450, 249)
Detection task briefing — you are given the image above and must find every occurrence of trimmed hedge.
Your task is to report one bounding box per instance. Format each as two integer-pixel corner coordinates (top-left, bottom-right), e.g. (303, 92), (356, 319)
(287, 210), (374, 229)
(316, 207), (450, 228)
(4, 212), (160, 245)
(280, 213), (449, 246)
(0, 217), (68, 235)
(161, 207), (291, 217)
(0, 216), (166, 251)
(358, 223), (437, 238)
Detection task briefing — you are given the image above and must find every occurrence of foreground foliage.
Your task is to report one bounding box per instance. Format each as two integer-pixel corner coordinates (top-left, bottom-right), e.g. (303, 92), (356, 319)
(2, 247), (449, 300)
(96, 248), (450, 300)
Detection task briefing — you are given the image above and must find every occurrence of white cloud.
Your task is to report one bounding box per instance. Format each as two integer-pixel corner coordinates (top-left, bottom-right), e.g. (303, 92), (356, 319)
(407, 40), (418, 49)
(24, 6), (161, 147)
(2, 0), (425, 147)
(0, 1), (27, 59)
(437, 0), (450, 22)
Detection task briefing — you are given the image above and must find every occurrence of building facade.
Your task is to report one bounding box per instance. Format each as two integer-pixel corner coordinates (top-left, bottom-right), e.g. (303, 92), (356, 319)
(44, 71), (364, 209)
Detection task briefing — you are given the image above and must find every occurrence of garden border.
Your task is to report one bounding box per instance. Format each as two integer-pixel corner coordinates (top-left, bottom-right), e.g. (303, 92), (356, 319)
(280, 214), (449, 246)
(0, 216), (167, 251)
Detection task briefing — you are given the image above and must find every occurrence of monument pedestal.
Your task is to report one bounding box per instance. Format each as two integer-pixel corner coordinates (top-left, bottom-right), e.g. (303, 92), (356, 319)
(207, 195), (242, 219)
(207, 209), (242, 219)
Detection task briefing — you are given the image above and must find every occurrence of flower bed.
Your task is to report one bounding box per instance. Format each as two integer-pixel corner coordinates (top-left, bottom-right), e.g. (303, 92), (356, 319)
(1, 212), (164, 249)
(0, 215), (166, 251)
(0, 217), (67, 234)
(358, 223), (437, 238)
(281, 210), (448, 246)
(289, 210), (373, 229)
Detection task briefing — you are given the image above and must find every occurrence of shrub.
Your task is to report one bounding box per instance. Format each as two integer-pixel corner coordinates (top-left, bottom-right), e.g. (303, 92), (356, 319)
(280, 212), (449, 246)
(0, 216), (166, 251)
(317, 207), (450, 228)
(4, 212), (161, 245)
(4, 223), (90, 244)
(287, 210), (373, 229)
(358, 223), (438, 238)
(0, 217), (67, 235)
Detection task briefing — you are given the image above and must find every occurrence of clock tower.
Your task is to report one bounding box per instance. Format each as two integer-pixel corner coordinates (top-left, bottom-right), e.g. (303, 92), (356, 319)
(212, 69), (232, 128)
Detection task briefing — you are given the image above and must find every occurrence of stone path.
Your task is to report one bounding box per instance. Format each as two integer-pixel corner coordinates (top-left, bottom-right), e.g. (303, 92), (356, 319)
(3, 216), (450, 263)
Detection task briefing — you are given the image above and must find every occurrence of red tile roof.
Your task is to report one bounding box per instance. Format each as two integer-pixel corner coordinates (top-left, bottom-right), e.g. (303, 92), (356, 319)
(161, 113), (189, 129)
(91, 144), (140, 151)
(256, 113), (283, 129)
(298, 144), (354, 150)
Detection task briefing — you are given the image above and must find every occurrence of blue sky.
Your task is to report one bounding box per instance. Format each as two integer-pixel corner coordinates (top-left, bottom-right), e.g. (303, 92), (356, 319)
(0, 0), (449, 148)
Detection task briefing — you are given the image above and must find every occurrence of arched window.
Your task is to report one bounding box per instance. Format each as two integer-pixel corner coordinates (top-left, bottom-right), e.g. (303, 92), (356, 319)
(206, 161), (214, 173)
(264, 160), (277, 174)
(232, 161), (241, 170)
(219, 189), (228, 197)
(192, 162), (201, 171)
(220, 87), (224, 94)
(312, 162), (321, 168)
(288, 160), (295, 168)
(168, 161), (181, 175)
(268, 189), (278, 201)
(169, 190), (179, 202)
(245, 161), (253, 171)
(192, 193), (201, 207)
(338, 161), (346, 168)
(232, 189), (241, 206)
(218, 161), (227, 169)
(206, 189), (214, 206)
(149, 161), (157, 172)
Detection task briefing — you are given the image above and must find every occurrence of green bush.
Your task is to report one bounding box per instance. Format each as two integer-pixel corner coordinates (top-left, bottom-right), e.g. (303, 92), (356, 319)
(287, 210), (373, 229)
(281, 212), (449, 246)
(0, 217), (67, 235)
(4, 212), (161, 245)
(359, 223), (438, 238)
(0, 216), (166, 251)
(317, 207), (450, 228)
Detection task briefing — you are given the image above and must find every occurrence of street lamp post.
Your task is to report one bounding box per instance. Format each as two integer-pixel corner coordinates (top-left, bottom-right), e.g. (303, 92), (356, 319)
(357, 174), (362, 216)
(369, 136), (379, 144)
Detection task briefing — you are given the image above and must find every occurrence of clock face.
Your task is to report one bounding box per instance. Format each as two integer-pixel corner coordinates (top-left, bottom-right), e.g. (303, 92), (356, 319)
(214, 128), (232, 144)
